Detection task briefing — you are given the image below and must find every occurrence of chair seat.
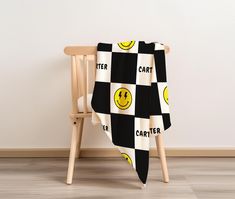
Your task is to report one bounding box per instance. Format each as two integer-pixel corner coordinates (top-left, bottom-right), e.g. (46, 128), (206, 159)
(77, 93), (93, 112)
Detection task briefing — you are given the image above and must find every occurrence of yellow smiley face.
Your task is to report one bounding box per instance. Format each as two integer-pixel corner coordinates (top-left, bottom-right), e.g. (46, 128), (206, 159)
(118, 41), (135, 50)
(121, 153), (132, 165)
(114, 87), (132, 110)
(163, 86), (168, 104)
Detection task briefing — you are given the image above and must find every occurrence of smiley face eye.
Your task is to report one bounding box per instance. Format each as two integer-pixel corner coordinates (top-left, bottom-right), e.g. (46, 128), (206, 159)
(119, 91), (122, 98)
(124, 92), (127, 99)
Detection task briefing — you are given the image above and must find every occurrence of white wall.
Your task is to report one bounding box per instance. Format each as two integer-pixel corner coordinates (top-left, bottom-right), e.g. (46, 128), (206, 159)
(0, 0), (234, 148)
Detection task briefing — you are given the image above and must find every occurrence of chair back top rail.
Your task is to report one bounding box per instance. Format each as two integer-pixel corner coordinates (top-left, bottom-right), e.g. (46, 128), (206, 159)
(64, 45), (170, 56)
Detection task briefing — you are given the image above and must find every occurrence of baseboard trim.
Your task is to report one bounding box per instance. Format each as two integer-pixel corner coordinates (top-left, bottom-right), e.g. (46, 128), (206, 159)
(0, 148), (234, 158)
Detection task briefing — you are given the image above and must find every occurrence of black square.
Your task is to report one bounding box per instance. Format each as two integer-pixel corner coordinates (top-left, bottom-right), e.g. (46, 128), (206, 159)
(138, 41), (155, 54)
(91, 82), (110, 114)
(149, 83), (162, 115)
(111, 113), (135, 148)
(154, 50), (167, 82)
(97, 43), (112, 52)
(111, 52), (137, 84)
(135, 149), (149, 184)
(162, 113), (171, 130)
(135, 85), (151, 118)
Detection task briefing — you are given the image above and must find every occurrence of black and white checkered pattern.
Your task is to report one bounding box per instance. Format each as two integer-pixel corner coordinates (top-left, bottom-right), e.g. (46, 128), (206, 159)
(91, 41), (171, 185)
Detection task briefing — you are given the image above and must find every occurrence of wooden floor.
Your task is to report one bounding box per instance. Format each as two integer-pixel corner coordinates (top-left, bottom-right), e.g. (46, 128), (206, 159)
(0, 157), (234, 199)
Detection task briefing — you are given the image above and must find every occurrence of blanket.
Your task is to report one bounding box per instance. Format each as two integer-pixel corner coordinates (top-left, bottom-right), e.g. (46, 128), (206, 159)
(91, 40), (171, 186)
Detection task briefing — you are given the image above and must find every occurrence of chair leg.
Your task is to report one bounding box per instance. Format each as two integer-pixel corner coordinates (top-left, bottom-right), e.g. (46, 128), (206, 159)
(66, 120), (80, 185)
(155, 134), (169, 183)
(76, 118), (84, 158)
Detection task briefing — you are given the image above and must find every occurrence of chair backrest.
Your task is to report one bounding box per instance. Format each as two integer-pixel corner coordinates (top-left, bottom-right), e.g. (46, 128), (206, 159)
(64, 45), (170, 115)
(64, 46), (97, 114)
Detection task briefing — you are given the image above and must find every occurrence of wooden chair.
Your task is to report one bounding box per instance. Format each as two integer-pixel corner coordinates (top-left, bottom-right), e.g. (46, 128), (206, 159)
(64, 45), (170, 185)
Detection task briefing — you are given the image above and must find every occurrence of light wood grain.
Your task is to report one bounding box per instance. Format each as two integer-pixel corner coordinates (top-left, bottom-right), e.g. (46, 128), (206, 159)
(0, 157), (234, 198)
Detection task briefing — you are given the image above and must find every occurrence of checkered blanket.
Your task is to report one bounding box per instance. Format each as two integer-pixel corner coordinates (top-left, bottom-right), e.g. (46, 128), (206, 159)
(91, 41), (171, 185)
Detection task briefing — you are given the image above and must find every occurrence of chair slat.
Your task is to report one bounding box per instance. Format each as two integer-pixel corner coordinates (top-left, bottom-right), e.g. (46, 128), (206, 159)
(71, 56), (78, 113)
(82, 55), (88, 113)
(75, 55), (86, 113)
(76, 55), (84, 97)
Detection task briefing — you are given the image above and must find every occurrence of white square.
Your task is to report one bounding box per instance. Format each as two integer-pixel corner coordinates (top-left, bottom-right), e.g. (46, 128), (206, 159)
(95, 51), (111, 82)
(118, 147), (136, 169)
(150, 115), (164, 137)
(96, 113), (112, 141)
(110, 83), (136, 116)
(158, 82), (170, 113)
(134, 117), (150, 151)
(112, 41), (138, 54)
(136, 54), (154, 86)
(151, 58), (157, 83)
(154, 42), (165, 51)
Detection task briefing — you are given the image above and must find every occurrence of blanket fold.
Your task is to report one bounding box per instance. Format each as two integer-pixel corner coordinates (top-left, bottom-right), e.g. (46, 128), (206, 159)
(91, 40), (171, 185)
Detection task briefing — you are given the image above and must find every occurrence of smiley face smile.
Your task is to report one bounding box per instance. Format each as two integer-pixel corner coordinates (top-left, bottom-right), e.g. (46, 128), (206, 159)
(116, 100), (129, 107)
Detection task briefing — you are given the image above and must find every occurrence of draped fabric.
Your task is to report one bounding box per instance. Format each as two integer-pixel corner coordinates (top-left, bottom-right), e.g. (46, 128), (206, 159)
(91, 41), (171, 185)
